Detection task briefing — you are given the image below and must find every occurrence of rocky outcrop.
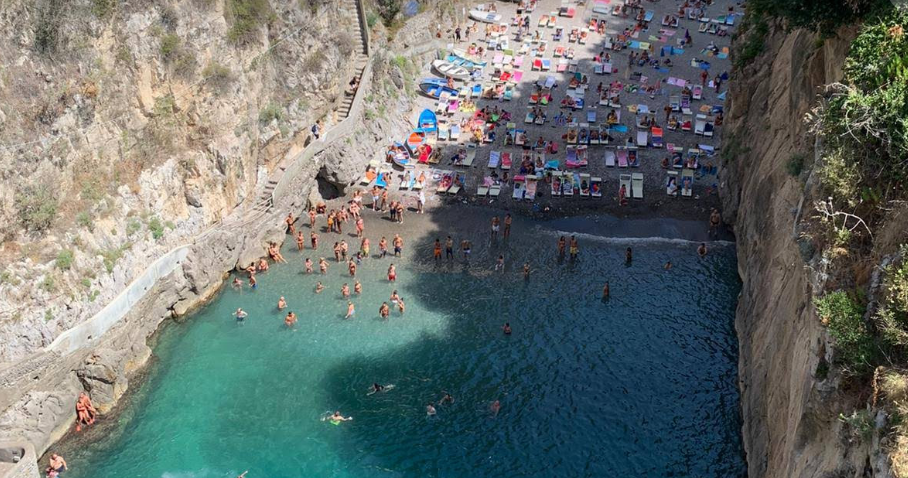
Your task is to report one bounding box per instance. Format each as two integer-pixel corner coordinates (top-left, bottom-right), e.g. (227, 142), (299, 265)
(720, 24), (882, 477)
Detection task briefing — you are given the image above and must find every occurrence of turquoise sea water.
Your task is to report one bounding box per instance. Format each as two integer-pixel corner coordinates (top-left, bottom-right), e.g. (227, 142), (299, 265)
(63, 216), (745, 478)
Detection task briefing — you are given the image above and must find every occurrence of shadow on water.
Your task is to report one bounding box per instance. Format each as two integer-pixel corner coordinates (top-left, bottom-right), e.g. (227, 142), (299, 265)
(308, 204), (745, 478)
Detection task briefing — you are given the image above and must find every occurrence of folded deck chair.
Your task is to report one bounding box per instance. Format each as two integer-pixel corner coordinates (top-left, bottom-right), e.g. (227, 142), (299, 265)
(631, 173), (644, 199)
(636, 130), (648, 147)
(605, 151), (616, 167)
(681, 169), (694, 197)
(488, 151), (501, 168)
(501, 152), (512, 170)
(617, 149), (629, 168)
(591, 177), (602, 198)
(579, 173), (591, 197)
(512, 178), (525, 199)
(551, 171), (563, 196)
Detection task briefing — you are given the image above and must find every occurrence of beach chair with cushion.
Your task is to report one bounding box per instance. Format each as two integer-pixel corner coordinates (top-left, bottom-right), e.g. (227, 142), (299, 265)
(636, 130), (648, 148)
(501, 152), (512, 170)
(358, 159), (380, 186)
(399, 170), (412, 191)
(605, 150), (616, 167)
(681, 117), (692, 132)
(591, 177), (602, 198)
(477, 176), (492, 196)
(652, 127), (664, 148)
(619, 174), (632, 197)
(438, 123), (449, 141)
(525, 175), (538, 201)
(629, 149), (640, 167)
(631, 173), (644, 199)
(617, 149), (629, 168)
(375, 167), (392, 188)
(681, 169), (694, 197)
(488, 150), (501, 168)
(512, 176), (525, 199)
(551, 171), (563, 196)
(579, 173), (591, 197)
(695, 119), (706, 135)
(448, 173), (466, 195)
(489, 180), (502, 197)
(666, 170), (679, 196)
(436, 172), (453, 194)
(562, 172), (575, 196)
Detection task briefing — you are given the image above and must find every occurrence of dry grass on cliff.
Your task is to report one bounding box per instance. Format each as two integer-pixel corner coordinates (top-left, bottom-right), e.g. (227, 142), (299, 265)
(881, 370), (908, 477)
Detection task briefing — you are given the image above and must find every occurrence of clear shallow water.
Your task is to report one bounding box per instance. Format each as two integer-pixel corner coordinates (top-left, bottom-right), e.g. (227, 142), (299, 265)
(64, 218), (745, 478)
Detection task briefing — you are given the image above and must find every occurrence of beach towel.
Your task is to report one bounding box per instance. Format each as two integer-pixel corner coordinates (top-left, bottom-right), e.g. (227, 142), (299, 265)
(610, 124), (628, 134)
(525, 176), (538, 201)
(489, 151), (501, 168)
(617, 149), (629, 168)
(591, 177), (602, 198)
(501, 152), (512, 170)
(579, 173), (591, 197)
(562, 172), (575, 196)
(512, 178), (525, 199)
(629, 149), (640, 167)
(551, 171), (562, 196)
(652, 127), (664, 148)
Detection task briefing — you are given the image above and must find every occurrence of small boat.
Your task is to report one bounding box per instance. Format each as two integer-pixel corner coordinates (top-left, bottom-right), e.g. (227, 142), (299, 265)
(387, 141), (413, 169)
(469, 9), (502, 23)
(418, 78), (458, 99)
(405, 131), (426, 156)
(432, 60), (471, 81)
(414, 108), (437, 134)
(446, 54), (485, 70)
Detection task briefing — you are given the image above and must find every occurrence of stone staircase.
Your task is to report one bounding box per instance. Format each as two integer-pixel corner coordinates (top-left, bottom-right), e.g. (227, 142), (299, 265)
(251, 0), (370, 214)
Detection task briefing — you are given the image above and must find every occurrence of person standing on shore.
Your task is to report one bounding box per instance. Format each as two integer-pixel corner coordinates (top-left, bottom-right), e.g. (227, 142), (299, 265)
(461, 239), (472, 260)
(379, 236), (388, 258)
(393, 234), (404, 257)
(434, 238), (442, 263)
(490, 216), (500, 241)
(625, 247), (633, 264)
(296, 231), (305, 251)
(445, 236), (454, 260)
(558, 236), (566, 256)
(709, 208), (721, 238)
(285, 212), (295, 235)
(388, 264), (397, 282)
(309, 208), (317, 228)
(503, 214), (512, 239)
(48, 454), (67, 475)
(311, 231), (319, 250)
(569, 236), (579, 260)
(603, 282), (610, 300)
(355, 216), (365, 238)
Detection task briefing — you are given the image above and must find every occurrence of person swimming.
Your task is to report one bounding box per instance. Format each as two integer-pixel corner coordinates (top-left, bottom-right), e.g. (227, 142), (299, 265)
(426, 403), (437, 416)
(490, 400), (501, 417)
(379, 302), (390, 320)
(232, 277), (242, 288)
(502, 322), (512, 335)
(304, 258), (313, 274)
(354, 280), (362, 295)
(315, 282), (324, 293)
(625, 247), (633, 264)
(523, 262), (530, 279)
(319, 258), (328, 274)
(284, 312), (297, 327)
(324, 411), (352, 424)
(277, 297), (287, 310)
(371, 383), (385, 393)
(234, 308), (248, 321)
(397, 297), (405, 315)
(698, 243), (708, 257)
(664, 261), (672, 270)
(602, 282), (610, 300)
(389, 290), (400, 304)
(440, 393), (454, 405)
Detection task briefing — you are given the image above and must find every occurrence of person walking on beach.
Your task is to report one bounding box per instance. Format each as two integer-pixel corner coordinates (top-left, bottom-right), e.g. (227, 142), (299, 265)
(503, 213), (512, 239)
(495, 255), (505, 271)
(417, 188), (425, 214)
(569, 236), (579, 260)
(445, 236), (454, 260)
(379, 236), (389, 258)
(355, 216), (365, 238)
(490, 216), (500, 240)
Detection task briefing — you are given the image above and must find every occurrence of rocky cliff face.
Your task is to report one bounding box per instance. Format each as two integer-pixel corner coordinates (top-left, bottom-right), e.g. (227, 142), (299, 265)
(0, 0), (367, 363)
(721, 24), (891, 477)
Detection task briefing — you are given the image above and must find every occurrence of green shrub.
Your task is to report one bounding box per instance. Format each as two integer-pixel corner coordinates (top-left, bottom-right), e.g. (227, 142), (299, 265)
(227, 0), (271, 44)
(202, 61), (233, 88)
(366, 11), (379, 28)
(15, 184), (58, 233)
(41, 275), (56, 292)
(787, 153), (806, 177)
(101, 246), (126, 273)
(92, 0), (118, 19)
(376, 0), (402, 26)
(147, 216), (165, 240)
(126, 218), (142, 236)
(747, 0), (889, 35)
(735, 13), (769, 68)
(160, 33), (180, 60)
(76, 211), (94, 231)
(259, 103), (282, 124)
(44, 309), (53, 321)
(55, 249), (74, 270)
(839, 409), (875, 442)
(815, 291), (875, 371)
(877, 248), (908, 348)
(80, 278), (92, 288)
(817, 148), (862, 207)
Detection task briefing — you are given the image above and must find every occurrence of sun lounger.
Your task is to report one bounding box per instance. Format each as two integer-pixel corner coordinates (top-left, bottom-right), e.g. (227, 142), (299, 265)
(358, 159), (380, 185)
(435, 172), (453, 194)
(458, 147), (476, 167)
(617, 149), (629, 168)
(695, 119), (706, 135)
(619, 174), (631, 197)
(681, 118), (692, 132)
(477, 176), (492, 196)
(605, 151), (616, 167)
(488, 150), (501, 168)
(541, 59), (552, 70)
(399, 170), (412, 190)
(375, 167), (391, 188)
(551, 171), (563, 196)
(512, 177), (525, 199)
(692, 86), (703, 100)
(525, 175), (538, 201)
(629, 149), (640, 167)
(438, 124), (449, 141)
(665, 170), (679, 196)
(562, 171), (575, 196)
(591, 176), (602, 198)
(556, 59), (569, 72)
(501, 152), (512, 170)
(525, 112), (535, 124)
(636, 130), (648, 148)
(587, 111), (596, 124)
(681, 169), (694, 197)
(652, 127), (664, 148)
(579, 173), (591, 197)
(631, 173), (644, 199)
(704, 121), (715, 137)
(448, 173), (465, 195)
